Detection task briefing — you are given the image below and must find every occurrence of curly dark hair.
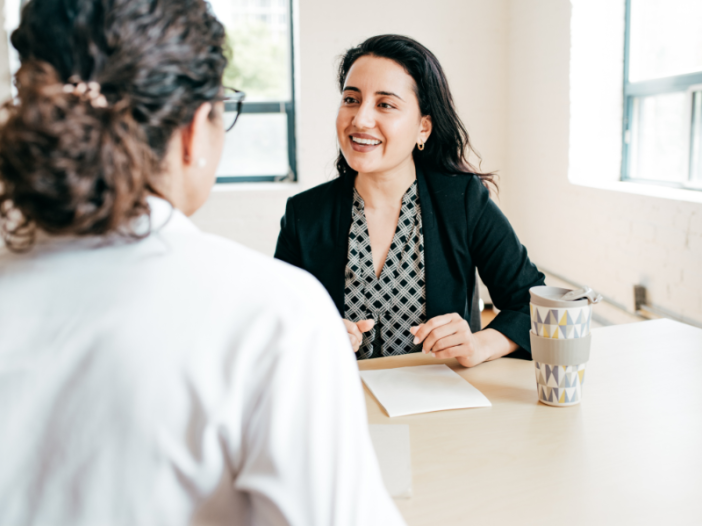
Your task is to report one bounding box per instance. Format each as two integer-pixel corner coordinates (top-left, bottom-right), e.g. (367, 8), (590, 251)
(0, 0), (227, 251)
(336, 34), (496, 189)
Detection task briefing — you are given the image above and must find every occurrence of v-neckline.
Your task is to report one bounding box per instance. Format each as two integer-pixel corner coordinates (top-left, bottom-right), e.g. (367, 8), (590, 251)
(333, 164), (445, 321)
(353, 182), (417, 283)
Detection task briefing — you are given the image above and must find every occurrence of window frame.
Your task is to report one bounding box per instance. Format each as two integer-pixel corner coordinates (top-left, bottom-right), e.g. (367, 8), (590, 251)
(217, 0), (297, 184)
(621, 0), (702, 191)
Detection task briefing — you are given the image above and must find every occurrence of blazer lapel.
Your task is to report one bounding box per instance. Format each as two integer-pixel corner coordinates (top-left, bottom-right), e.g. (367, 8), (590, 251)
(417, 165), (469, 321)
(417, 166), (448, 320)
(328, 173), (355, 316)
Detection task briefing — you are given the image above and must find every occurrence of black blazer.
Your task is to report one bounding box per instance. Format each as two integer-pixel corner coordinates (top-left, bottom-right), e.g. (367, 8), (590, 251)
(274, 165), (545, 357)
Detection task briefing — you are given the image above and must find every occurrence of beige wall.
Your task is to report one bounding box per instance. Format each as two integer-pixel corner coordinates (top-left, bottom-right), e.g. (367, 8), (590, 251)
(502, 0), (702, 325)
(191, 0), (509, 255)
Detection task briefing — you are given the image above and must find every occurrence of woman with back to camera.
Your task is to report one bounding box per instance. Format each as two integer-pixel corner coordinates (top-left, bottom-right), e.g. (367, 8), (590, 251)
(0, 1), (405, 524)
(275, 35), (545, 364)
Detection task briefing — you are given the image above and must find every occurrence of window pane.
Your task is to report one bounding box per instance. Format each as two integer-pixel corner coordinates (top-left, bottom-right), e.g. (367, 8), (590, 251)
(629, 0), (702, 82)
(691, 91), (702, 183)
(216, 113), (289, 177)
(208, 0), (291, 101)
(629, 92), (688, 183)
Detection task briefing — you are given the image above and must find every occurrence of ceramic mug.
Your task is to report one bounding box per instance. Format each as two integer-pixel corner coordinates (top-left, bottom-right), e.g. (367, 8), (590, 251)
(531, 332), (590, 406)
(530, 286), (592, 340)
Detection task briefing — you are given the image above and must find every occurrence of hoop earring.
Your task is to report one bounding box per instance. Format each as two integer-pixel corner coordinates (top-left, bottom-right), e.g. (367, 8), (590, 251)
(417, 141), (425, 151)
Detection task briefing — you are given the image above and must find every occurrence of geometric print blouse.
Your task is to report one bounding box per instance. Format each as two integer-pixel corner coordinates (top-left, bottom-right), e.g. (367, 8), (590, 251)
(344, 180), (426, 359)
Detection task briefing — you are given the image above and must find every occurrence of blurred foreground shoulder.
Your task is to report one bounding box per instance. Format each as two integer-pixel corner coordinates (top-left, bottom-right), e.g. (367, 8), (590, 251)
(194, 229), (336, 314)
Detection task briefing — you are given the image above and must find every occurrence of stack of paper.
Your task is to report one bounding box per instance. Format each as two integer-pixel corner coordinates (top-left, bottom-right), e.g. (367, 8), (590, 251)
(360, 364), (491, 417)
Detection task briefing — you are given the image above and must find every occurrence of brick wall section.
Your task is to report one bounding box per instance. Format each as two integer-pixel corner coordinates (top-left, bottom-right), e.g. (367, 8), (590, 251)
(503, 0), (702, 326)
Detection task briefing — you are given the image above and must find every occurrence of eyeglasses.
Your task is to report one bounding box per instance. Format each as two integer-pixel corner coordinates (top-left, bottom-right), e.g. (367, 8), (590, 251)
(222, 87), (246, 132)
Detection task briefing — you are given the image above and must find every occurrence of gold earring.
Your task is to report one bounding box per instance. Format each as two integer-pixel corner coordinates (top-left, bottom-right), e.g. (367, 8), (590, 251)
(418, 141), (425, 151)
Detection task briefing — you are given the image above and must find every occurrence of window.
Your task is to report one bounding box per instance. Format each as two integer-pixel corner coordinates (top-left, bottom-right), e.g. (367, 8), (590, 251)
(4, 0), (296, 184)
(622, 0), (702, 189)
(193, 0), (296, 183)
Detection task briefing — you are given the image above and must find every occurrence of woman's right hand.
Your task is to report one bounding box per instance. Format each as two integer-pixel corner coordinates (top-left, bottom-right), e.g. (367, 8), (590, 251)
(342, 319), (375, 352)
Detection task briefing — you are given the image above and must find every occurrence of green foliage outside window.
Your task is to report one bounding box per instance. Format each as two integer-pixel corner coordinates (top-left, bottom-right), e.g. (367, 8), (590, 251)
(223, 22), (288, 101)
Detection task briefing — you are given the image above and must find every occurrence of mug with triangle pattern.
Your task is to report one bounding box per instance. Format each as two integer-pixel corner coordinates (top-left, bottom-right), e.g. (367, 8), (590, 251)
(529, 286), (591, 340)
(530, 332), (590, 406)
(529, 286), (599, 406)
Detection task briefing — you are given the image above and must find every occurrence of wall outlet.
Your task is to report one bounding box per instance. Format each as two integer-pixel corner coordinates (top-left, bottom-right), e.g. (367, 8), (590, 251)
(634, 285), (647, 312)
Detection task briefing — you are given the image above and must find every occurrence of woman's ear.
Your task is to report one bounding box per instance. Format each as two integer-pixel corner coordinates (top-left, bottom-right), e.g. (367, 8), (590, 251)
(181, 102), (213, 166)
(419, 114), (433, 144)
(177, 100), (223, 216)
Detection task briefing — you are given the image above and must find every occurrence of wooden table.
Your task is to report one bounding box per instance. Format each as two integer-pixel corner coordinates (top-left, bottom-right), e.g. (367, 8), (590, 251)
(358, 319), (702, 526)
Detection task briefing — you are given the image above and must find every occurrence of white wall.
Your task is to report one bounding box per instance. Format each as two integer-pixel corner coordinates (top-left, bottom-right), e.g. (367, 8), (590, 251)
(502, 0), (702, 325)
(191, 0), (510, 255)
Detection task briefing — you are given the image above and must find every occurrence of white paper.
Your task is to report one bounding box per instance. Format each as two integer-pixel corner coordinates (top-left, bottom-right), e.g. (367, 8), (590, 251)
(368, 425), (412, 499)
(360, 364), (491, 417)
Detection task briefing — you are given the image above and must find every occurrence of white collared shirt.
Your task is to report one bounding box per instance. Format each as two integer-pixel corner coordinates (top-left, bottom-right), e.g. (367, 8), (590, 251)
(0, 198), (405, 526)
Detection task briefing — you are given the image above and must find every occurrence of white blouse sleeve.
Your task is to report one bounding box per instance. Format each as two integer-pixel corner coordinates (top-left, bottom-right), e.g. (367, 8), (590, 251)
(231, 282), (406, 526)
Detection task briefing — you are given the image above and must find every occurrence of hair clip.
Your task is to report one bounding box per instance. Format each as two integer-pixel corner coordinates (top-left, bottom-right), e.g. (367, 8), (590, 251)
(63, 78), (108, 108)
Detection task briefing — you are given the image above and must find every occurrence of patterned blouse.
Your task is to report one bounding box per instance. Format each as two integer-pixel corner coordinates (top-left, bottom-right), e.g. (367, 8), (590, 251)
(344, 180), (427, 359)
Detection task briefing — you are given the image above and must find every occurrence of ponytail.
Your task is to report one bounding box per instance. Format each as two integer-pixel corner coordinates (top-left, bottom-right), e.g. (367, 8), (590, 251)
(0, 0), (227, 252)
(0, 60), (155, 251)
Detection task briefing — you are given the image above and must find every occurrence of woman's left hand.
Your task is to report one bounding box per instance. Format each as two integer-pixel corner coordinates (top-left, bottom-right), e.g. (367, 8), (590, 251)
(410, 312), (488, 368)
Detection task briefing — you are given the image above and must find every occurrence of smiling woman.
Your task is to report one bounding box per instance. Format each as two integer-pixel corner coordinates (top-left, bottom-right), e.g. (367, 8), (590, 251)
(335, 37), (495, 188)
(337, 55), (432, 181)
(275, 34), (546, 367)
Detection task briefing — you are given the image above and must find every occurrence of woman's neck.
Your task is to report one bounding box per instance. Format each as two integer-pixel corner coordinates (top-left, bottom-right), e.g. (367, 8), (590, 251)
(355, 157), (417, 210)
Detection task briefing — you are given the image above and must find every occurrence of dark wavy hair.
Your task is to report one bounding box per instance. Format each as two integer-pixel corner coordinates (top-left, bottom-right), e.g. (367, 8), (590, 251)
(336, 34), (496, 189)
(0, 0), (227, 251)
